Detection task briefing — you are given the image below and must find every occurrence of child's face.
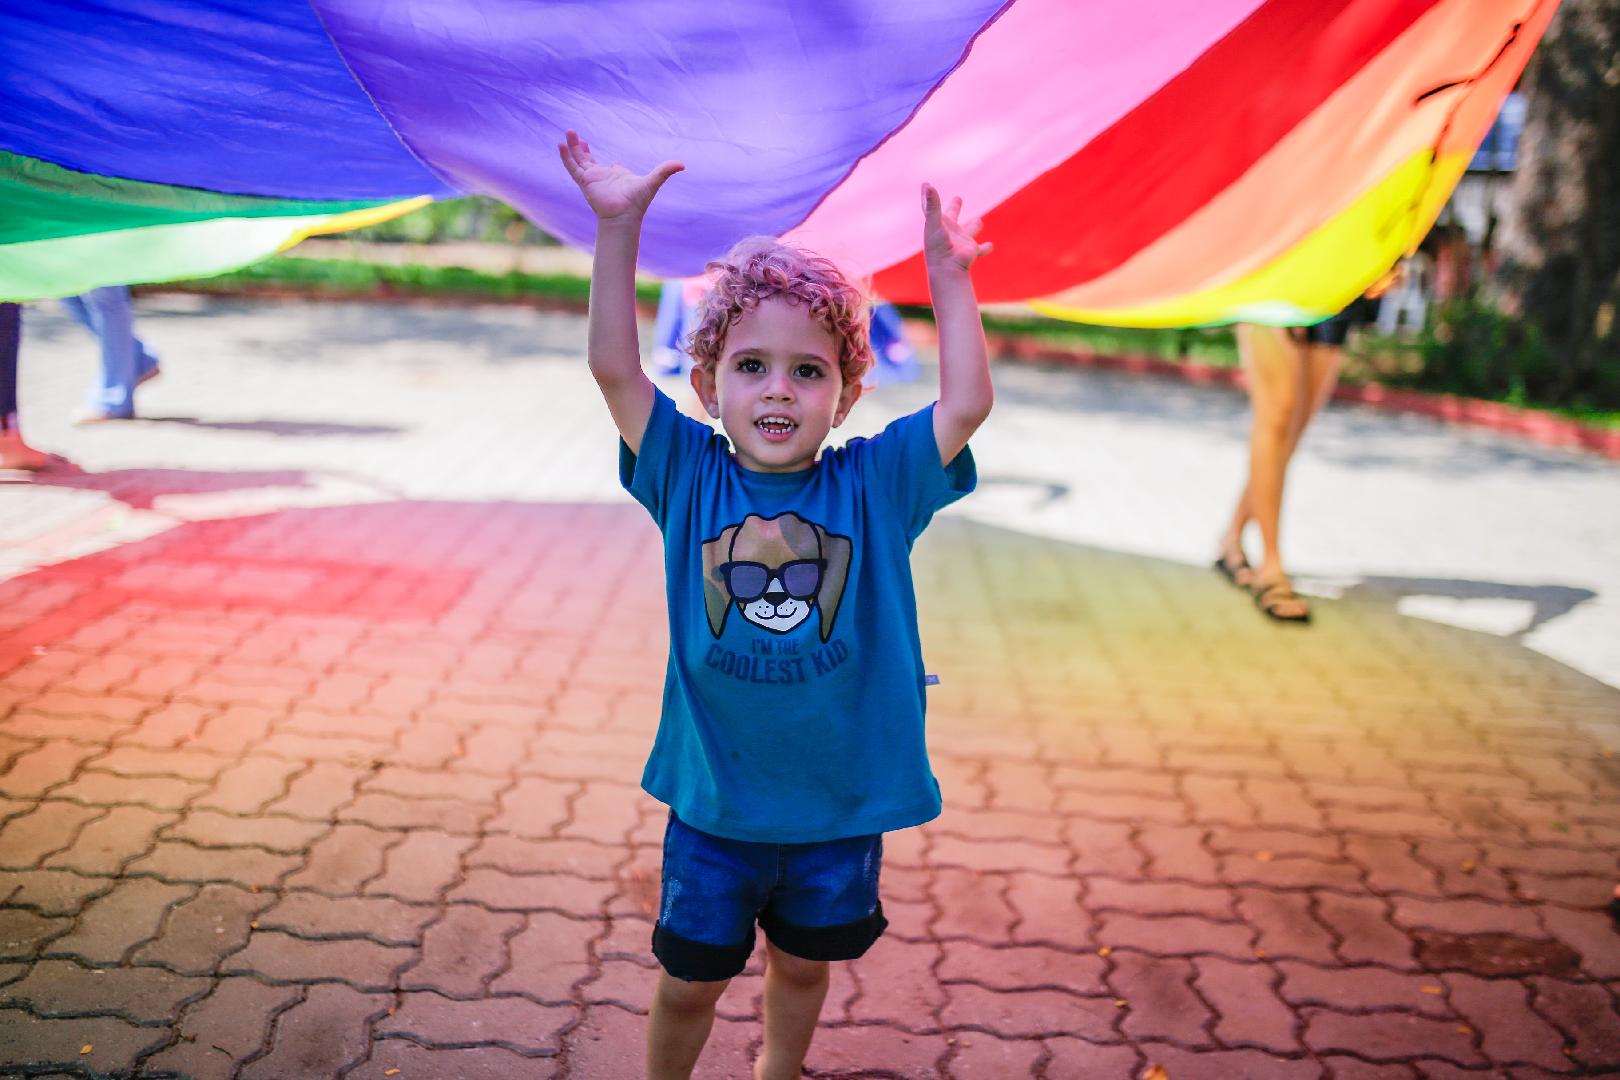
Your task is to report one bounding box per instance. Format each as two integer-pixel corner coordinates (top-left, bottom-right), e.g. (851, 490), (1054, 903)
(690, 295), (863, 473)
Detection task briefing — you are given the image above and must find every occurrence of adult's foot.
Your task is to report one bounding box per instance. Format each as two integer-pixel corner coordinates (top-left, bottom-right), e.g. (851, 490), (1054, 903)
(1215, 539), (1253, 588)
(1251, 573), (1311, 623)
(0, 429), (50, 471)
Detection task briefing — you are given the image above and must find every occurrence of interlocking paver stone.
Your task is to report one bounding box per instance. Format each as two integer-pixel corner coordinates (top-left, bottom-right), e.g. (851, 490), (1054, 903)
(937, 941), (1106, 994)
(1194, 956), (1299, 1052)
(283, 822), (401, 892)
(131, 882), (272, 973)
(354, 1040), (563, 1079)
(0, 1009), (168, 1076)
(222, 930), (413, 991)
(940, 983), (1116, 1040)
(378, 990), (574, 1054)
(1278, 961), (1454, 1018)
(1139, 1044), (1322, 1080)
(2, 296), (1618, 1076)
(1236, 888), (1339, 963)
(42, 878), (191, 964)
(126, 839), (300, 889)
(4, 958), (207, 1022)
(255, 890), (433, 946)
(401, 903), (524, 997)
(1111, 951), (1213, 1045)
(0, 869), (106, 916)
(238, 983), (390, 1080)
(1442, 972), (1570, 1070)
(943, 1032), (1045, 1079)
(1302, 1007), (1485, 1066)
(144, 977), (303, 1080)
(0, 801), (103, 868)
(0, 909), (70, 960)
(1527, 977), (1620, 1068)
(41, 804), (174, 875)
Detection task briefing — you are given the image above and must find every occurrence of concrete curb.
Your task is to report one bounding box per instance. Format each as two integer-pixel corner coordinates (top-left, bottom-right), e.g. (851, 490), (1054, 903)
(143, 281), (1620, 461)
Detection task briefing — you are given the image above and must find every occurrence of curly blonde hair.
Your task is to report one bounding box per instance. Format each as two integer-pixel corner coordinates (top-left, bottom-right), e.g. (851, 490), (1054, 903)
(687, 237), (872, 385)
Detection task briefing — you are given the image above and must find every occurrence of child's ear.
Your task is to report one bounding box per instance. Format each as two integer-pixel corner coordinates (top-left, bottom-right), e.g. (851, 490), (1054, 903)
(832, 377), (864, 427)
(690, 364), (720, 419)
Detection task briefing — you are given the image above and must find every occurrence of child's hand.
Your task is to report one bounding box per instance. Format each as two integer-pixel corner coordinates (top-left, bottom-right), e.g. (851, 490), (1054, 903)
(559, 130), (684, 223)
(922, 184), (992, 276)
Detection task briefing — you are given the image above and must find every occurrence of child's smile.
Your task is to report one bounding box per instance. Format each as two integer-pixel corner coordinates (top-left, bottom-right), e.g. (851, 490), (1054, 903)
(691, 295), (863, 473)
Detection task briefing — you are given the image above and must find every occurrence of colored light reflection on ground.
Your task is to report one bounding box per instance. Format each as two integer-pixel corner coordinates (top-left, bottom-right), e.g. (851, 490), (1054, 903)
(2, 501), (1617, 1076)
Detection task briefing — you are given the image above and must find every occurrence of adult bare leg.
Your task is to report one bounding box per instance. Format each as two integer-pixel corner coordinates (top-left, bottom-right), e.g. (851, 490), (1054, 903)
(755, 941), (831, 1080)
(647, 971), (730, 1080)
(1281, 341), (1344, 460)
(1221, 325), (1302, 584)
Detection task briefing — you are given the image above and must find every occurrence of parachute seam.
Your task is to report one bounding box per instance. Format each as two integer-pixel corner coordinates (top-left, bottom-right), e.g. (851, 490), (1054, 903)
(780, 0), (1020, 245)
(302, 0), (462, 199)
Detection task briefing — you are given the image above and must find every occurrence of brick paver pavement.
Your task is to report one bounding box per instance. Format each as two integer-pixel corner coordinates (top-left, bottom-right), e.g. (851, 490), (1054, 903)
(2, 296), (1617, 1078)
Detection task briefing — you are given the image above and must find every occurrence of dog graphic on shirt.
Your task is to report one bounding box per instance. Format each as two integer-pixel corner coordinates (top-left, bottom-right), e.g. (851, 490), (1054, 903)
(701, 512), (851, 640)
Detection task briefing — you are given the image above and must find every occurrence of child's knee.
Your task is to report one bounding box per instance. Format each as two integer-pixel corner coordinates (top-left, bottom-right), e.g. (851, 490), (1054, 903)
(766, 944), (830, 989)
(656, 970), (730, 1013)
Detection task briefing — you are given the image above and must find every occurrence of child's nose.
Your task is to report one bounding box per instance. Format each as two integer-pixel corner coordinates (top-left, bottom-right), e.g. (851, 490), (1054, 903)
(763, 372), (795, 399)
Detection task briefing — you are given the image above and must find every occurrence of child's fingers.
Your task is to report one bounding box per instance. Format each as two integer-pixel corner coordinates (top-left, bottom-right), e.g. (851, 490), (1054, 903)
(647, 160), (686, 193)
(559, 143), (586, 182)
(977, 241), (994, 258)
(921, 182), (940, 217)
(948, 195), (963, 221)
(965, 217), (984, 237)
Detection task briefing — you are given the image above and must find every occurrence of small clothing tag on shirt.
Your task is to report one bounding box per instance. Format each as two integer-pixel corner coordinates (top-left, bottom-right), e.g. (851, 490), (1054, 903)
(924, 674), (940, 686)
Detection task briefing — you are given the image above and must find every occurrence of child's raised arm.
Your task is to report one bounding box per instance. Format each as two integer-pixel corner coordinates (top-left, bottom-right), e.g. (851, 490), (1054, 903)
(558, 130), (683, 454)
(921, 184), (993, 467)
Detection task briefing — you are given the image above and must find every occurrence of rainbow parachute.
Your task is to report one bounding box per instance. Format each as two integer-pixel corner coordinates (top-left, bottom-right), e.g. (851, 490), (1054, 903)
(1, 0), (1553, 326)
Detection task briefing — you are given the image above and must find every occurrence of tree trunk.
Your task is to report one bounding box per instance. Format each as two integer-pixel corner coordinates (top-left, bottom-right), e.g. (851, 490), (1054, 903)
(1495, 0), (1620, 404)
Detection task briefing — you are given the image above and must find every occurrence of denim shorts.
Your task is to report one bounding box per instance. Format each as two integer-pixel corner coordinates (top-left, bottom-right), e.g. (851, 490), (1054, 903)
(652, 811), (888, 982)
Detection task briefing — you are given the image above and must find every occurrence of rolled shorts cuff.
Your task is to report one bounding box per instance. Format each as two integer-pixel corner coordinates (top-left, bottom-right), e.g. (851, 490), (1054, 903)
(652, 921), (755, 982)
(759, 900), (888, 962)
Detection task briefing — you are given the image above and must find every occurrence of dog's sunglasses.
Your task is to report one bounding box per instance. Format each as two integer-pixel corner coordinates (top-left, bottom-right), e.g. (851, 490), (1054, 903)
(717, 558), (827, 602)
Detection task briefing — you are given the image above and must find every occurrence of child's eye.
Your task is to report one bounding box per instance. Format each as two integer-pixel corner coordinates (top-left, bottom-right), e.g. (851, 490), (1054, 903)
(795, 364), (824, 379)
(737, 357), (764, 373)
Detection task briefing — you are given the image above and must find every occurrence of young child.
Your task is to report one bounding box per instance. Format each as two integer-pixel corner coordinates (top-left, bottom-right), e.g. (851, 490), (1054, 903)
(560, 130), (993, 1080)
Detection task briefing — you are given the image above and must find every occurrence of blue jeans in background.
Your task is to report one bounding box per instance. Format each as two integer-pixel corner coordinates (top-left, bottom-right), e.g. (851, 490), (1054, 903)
(60, 287), (159, 418)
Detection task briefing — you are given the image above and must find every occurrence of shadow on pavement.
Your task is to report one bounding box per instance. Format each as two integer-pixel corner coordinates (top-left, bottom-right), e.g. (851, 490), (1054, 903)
(1, 464), (315, 511)
(1341, 575), (1599, 637)
(993, 363), (1607, 478)
(145, 417), (406, 438)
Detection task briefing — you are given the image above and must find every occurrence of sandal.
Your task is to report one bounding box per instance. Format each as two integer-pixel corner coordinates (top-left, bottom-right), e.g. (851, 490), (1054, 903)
(1214, 549), (1253, 588)
(1252, 577), (1311, 623)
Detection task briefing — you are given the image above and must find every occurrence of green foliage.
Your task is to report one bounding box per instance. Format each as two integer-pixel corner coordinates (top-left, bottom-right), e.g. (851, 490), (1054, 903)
(350, 196), (551, 245)
(897, 305), (1239, 365)
(190, 255), (661, 306)
(1371, 294), (1620, 410)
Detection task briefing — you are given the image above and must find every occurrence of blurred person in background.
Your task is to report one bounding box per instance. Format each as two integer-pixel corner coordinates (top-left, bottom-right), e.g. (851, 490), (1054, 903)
(0, 302), (48, 471)
(1213, 285), (1385, 623)
(60, 285), (161, 423)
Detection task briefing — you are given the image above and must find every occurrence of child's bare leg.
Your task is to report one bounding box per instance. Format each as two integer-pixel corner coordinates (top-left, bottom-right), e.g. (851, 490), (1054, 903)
(648, 971), (730, 1080)
(755, 941), (830, 1080)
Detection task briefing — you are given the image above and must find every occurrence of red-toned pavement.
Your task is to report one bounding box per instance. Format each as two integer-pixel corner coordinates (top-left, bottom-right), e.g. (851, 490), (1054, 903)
(1, 297), (1618, 1078)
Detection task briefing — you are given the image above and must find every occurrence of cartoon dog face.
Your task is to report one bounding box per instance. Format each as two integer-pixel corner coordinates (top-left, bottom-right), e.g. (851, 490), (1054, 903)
(701, 513), (851, 640)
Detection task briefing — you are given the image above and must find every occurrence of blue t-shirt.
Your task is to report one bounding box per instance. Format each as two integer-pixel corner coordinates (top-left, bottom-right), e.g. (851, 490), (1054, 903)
(620, 388), (976, 843)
